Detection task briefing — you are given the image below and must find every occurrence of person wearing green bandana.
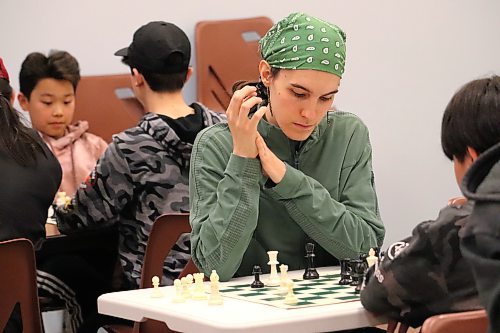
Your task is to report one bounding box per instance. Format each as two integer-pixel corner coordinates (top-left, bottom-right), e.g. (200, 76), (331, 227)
(189, 12), (385, 282)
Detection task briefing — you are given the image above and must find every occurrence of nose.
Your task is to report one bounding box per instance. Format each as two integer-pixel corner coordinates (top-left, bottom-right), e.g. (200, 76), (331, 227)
(52, 104), (64, 117)
(299, 101), (317, 120)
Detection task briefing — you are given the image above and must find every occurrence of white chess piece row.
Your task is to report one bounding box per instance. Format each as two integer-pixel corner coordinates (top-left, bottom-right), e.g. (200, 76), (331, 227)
(151, 271), (223, 306)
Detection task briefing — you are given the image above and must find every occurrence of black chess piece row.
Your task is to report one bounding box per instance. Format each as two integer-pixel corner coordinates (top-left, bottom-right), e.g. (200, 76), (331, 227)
(338, 253), (372, 293)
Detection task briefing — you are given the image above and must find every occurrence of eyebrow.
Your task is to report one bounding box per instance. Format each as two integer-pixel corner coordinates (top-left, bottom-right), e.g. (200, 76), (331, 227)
(290, 83), (338, 95)
(40, 93), (75, 97)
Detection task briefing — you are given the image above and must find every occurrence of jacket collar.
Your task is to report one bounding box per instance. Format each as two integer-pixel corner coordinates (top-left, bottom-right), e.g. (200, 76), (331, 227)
(41, 120), (89, 150)
(462, 141), (500, 202)
(138, 103), (224, 166)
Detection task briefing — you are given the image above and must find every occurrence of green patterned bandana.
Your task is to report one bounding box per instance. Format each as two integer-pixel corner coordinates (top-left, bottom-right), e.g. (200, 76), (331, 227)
(259, 12), (346, 78)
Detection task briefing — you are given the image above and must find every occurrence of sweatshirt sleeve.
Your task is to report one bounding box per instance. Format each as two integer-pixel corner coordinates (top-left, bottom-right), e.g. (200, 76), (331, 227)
(361, 204), (472, 327)
(189, 127), (262, 281)
(266, 124), (384, 259)
(56, 141), (133, 233)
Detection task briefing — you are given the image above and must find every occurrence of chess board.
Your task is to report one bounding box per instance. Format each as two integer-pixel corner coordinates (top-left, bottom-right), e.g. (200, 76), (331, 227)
(219, 272), (359, 309)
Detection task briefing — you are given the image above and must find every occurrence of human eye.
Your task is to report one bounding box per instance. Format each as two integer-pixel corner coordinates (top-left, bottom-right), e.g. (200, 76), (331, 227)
(64, 99), (74, 105)
(320, 95), (334, 102)
(290, 89), (306, 99)
(41, 100), (53, 106)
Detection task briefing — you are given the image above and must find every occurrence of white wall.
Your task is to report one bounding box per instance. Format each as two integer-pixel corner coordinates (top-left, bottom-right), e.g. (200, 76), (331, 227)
(2, 0), (500, 247)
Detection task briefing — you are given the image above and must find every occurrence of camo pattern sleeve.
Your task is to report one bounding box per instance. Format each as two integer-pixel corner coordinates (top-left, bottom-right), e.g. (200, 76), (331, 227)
(56, 106), (225, 287)
(360, 202), (480, 328)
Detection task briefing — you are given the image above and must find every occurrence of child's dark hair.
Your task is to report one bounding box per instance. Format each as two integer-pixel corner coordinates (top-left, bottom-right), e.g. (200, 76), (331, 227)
(19, 50), (80, 99)
(121, 55), (188, 93)
(0, 95), (46, 165)
(441, 75), (500, 161)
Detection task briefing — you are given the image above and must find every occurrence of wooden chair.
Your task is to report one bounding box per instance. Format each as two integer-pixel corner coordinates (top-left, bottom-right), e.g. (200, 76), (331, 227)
(195, 16), (273, 112)
(0, 238), (43, 333)
(74, 74), (145, 143)
(422, 309), (488, 333)
(105, 213), (199, 333)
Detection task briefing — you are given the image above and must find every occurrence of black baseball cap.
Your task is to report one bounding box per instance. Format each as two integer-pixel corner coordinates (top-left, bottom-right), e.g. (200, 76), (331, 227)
(115, 21), (191, 74)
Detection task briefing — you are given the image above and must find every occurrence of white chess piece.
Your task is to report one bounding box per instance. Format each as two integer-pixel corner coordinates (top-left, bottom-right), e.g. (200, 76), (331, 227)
(150, 276), (163, 298)
(278, 264), (289, 295)
(55, 192), (67, 206)
(181, 277), (191, 299)
(208, 270), (223, 305)
(284, 280), (298, 305)
(192, 272), (208, 300)
(172, 279), (185, 303)
(267, 251), (280, 286)
(366, 248), (378, 268)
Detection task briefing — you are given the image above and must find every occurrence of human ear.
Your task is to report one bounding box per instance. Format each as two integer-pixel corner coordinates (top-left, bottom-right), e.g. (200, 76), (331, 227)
(466, 146), (479, 162)
(131, 68), (144, 87)
(258, 60), (272, 87)
(17, 93), (30, 111)
(185, 67), (193, 84)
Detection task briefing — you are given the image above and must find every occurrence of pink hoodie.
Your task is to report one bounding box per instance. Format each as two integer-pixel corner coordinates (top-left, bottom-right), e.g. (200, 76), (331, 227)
(42, 121), (108, 196)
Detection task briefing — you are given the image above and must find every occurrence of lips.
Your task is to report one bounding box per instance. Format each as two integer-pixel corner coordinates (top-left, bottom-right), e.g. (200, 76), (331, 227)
(293, 123), (314, 130)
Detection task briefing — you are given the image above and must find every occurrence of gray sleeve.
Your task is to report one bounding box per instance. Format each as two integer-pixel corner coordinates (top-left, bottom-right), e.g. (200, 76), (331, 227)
(57, 142), (134, 232)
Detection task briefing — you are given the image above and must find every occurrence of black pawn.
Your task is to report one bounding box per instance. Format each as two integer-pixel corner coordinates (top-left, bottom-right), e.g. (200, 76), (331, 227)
(303, 242), (319, 280)
(251, 265), (264, 288)
(338, 258), (351, 285)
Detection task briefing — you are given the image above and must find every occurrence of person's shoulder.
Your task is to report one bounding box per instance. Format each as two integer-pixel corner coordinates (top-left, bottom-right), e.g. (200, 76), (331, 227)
(327, 110), (368, 132)
(194, 102), (227, 125)
(194, 122), (231, 152)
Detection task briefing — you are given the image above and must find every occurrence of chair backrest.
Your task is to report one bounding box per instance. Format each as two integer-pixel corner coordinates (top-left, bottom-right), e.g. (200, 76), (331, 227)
(0, 238), (43, 333)
(136, 213), (198, 333)
(422, 309), (488, 333)
(195, 16), (273, 112)
(74, 74), (145, 143)
(139, 213), (195, 288)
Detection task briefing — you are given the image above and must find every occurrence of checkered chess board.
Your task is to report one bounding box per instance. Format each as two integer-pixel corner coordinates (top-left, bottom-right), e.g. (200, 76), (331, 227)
(219, 272), (359, 309)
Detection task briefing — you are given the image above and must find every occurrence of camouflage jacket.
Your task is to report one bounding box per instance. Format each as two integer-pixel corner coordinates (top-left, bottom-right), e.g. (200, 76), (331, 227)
(460, 141), (500, 333)
(361, 202), (481, 327)
(57, 104), (225, 288)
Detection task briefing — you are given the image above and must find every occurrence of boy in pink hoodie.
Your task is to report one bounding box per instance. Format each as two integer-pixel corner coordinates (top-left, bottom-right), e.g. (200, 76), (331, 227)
(18, 50), (107, 196)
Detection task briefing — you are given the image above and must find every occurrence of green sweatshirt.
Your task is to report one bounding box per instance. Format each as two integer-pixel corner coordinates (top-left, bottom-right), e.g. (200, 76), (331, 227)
(189, 111), (384, 281)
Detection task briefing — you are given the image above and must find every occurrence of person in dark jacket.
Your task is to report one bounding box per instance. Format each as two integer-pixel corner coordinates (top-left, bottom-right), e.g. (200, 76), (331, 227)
(361, 75), (500, 332)
(0, 89), (62, 332)
(459, 78), (500, 333)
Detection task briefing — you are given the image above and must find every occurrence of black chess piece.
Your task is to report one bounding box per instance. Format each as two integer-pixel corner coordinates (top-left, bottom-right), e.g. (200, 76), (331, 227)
(349, 259), (365, 293)
(338, 258), (352, 285)
(303, 242), (319, 280)
(251, 265), (264, 288)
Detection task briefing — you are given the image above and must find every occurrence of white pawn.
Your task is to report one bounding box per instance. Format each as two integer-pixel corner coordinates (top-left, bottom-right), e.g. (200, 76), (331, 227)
(267, 251), (280, 286)
(208, 270), (223, 305)
(150, 276), (163, 298)
(278, 264), (289, 295)
(366, 248), (378, 268)
(284, 280), (298, 305)
(172, 279), (185, 303)
(192, 273), (208, 300)
(181, 277), (191, 299)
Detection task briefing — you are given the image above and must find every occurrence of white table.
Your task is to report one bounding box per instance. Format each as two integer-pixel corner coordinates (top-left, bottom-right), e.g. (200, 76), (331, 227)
(98, 267), (385, 333)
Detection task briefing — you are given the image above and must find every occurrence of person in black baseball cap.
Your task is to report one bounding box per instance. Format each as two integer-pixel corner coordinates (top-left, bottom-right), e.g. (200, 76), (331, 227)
(55, 21), (225, 330)
(114, 21), (191, 75)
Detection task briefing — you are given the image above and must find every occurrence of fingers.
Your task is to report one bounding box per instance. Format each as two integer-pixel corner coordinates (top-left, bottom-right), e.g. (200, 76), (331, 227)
(398, 322), (410, 333)
(387, 320), (398, 333)
(227, 86), (257, 121)
(239, 96), (262, 123)
(255, 133), (267, 156)
(249, 105), (268, 127)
